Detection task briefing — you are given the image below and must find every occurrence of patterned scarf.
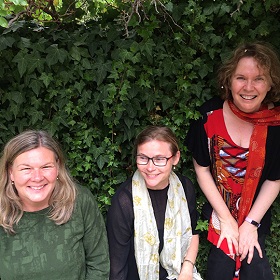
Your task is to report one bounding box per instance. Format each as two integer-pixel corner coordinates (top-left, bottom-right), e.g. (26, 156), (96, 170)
(228, 100), (280, 278)
(132, 170), (202, 280)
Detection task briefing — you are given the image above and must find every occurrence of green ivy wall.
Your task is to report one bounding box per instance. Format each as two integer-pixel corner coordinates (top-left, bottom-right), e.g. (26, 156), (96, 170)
(0, 1), (279, 277)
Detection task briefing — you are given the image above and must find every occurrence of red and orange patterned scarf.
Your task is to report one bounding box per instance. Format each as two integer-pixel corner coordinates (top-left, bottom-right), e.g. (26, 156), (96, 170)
(228, 100), (280, 278)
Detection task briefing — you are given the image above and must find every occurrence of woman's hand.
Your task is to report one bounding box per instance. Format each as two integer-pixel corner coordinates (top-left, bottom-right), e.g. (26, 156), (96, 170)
(193, 160), (239, 256)
(237, 179), (280, 263)
(178, 261), (193, 280)
(179, 234), (199, 280)
(217, 215), (239, 257)
(238, 221), (262, 264)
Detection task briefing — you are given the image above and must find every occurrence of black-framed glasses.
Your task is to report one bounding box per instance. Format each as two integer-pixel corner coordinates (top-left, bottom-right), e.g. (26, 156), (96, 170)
(136, 155), (174, 167)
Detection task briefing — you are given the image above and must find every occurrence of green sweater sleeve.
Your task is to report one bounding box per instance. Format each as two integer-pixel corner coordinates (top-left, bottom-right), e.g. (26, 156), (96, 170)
(78, 186), (110, 279)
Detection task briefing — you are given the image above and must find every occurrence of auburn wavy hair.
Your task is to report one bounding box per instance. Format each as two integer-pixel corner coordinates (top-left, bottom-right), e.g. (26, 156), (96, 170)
(218, 42), (280, 104)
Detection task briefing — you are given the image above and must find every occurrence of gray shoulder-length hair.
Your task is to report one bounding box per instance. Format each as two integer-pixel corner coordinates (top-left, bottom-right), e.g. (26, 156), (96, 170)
(0, 130), (77, 234)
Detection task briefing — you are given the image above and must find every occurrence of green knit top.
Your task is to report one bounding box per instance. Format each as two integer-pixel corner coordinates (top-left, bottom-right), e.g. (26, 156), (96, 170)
(0, 185), (109, 280)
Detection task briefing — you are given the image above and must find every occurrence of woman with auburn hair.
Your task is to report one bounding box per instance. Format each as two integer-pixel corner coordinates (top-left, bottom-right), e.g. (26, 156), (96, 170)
(186, 42), (280, 279)
(0, 130), (109, 280)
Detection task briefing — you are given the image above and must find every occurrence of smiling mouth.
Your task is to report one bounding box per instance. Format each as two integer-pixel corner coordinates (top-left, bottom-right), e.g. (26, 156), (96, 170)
(145, 174), (159, 178)
(240, 95), (257, 100)
(29, 185), (45, 190)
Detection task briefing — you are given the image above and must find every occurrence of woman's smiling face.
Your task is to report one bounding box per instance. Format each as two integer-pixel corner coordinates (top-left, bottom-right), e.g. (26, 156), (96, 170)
(136, 140), (180, 190)
(9, 146), (59, 212)
(230, 57), (272, 113)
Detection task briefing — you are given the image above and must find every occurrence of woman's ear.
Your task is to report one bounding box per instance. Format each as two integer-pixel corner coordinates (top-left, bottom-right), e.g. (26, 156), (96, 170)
(56, 159), (60, 177)
(9, 168), (14, 182)
(172, 151), (180, 166)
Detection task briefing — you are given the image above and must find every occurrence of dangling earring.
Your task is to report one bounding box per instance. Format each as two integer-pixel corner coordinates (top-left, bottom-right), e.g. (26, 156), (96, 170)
(173, 166), (176, 170)
(11, 181), (15, 186)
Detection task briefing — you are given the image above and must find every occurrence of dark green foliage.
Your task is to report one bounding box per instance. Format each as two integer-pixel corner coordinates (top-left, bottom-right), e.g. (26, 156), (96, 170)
(0, 1), (280, 278)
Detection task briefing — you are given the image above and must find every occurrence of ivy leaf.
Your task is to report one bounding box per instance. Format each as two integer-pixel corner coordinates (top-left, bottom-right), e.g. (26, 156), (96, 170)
(11, 0), (28, 5)
(59, 70), (73, 85)
(81, 58), (92, 69)
(165, 2), (173, 12)
(74, 81), (85, 94)
(124, 125), (134, 141)
(13, 117), (27, 132)
(9, 91), (25, 104)
(19, 37), (31, 49)
(0, 36), (15, 51)
(161, 96), (174, 110)
(39, 72), (53, 88)
(29, 79), (42, 96)
(195, 220), (209, 231)
(141, 39), (156, 56)
(0, 16), (8, 28)
(97, 155), (106, 169)
(70, 46), (82, 61)
(10, 102), (20, 118)
(46, 44), (68, 66)
(218, 3), (231, 16)
(12, 50), (28, 77)
(94, 59), (112, 85)
(27, 52), (44, 73)
(124, 117), (133, 129)
(28, 108), (44, 125)
(2, 21), (24, 33)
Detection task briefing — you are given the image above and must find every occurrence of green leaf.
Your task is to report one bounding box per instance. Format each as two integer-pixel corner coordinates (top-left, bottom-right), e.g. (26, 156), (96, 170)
(39, 72), (53, 88)
(12, 50), (28, 77)
(124, 117), (133, 129)
(19, 37), (31, 49)
(94, 59), (112, 85)
(27, 52), (44, 73)
(81, 58), (92, 69)
(141, 39), (156, 56)
(165, 2), (173, 12)
(74, 81), (85, 94)
(29, 79), (42, 96)
(161, 96), (174, 111)
(11, 0), (28, 5)
(97, 155), (106, 169)
(59, 71), (73, 85)
(70, 46), (82, 61)
(0, 16), (8, 28)
(8, 91), (25, 104)
(46, 45), (68, 66)
(0, 36), (15, 51)
(28, 108), (44, 125)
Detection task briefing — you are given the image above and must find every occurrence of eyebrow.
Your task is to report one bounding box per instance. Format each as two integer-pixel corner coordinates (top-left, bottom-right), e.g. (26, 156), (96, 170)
(16, 162), (56, 168)
(137, 153), (168, 157)
(234, 73), (265, 76)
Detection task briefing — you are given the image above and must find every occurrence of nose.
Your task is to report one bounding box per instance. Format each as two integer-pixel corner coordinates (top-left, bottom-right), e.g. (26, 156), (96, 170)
(146, 159), (155, 170)
(31, 169), (44, 181)
(244, 80), (254, 91)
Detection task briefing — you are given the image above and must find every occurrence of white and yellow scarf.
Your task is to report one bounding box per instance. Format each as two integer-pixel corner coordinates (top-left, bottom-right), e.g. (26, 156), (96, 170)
(132, 170), (202, 280)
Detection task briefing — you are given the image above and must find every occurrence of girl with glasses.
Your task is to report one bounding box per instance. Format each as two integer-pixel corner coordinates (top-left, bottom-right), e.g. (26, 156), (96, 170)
(107, 125), (202, 280)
